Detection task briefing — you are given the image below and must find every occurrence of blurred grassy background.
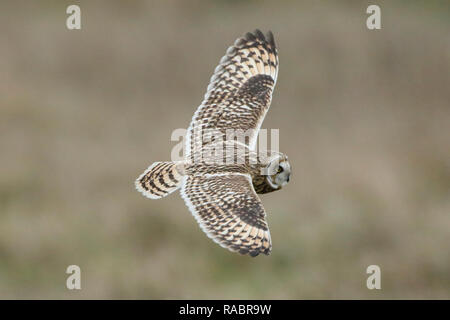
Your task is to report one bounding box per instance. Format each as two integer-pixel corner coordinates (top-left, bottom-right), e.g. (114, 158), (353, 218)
(0, 0), (449, 299)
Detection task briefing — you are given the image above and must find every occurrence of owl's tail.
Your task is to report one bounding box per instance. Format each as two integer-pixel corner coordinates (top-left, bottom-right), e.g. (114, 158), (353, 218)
(135, 161), (185, 199)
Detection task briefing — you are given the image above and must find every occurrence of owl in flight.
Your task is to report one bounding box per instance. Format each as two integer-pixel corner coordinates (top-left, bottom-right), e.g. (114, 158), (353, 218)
(135, 30), (291, 257)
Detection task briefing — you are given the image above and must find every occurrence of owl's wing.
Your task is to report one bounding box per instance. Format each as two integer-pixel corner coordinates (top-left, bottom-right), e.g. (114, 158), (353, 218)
(180, 173), (272, 256)
(185, 29), (279, 159)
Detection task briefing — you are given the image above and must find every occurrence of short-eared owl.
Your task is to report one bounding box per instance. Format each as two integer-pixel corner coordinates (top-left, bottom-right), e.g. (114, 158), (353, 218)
(135, 30), (291, 257)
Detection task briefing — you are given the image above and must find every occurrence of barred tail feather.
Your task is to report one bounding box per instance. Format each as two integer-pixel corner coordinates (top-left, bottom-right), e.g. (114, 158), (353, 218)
(135, 161), (184, 199)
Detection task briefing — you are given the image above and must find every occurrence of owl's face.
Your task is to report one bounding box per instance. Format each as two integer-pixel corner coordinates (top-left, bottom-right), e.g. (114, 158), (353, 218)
(266, 155), (291, 189)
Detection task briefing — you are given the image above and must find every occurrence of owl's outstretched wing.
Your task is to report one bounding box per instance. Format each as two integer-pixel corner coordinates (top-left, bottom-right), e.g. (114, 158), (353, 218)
(185, 29), (279, 159)
(180, 173), (272, 256)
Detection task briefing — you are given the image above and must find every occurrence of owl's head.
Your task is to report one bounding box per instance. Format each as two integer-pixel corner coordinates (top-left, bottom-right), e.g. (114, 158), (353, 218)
(266, 154), (291, 189)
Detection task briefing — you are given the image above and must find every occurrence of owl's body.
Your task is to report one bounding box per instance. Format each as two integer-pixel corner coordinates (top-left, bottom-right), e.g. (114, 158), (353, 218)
(183, 141), (289, 194)
(136, 30), (291, 257)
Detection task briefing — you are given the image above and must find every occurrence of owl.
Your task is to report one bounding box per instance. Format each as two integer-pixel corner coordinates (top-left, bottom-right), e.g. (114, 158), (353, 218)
(135, 30), (291, 257)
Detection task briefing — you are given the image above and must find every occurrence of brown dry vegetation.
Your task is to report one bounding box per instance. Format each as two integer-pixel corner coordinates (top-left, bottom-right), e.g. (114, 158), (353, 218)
(0, 0), (449, 299)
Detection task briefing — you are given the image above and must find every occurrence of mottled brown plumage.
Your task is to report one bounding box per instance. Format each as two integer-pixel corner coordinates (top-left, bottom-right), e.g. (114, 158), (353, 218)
(136, 30), (291, 257)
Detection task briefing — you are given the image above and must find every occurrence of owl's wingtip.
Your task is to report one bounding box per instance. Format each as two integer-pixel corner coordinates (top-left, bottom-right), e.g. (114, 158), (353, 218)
(245, 29), (276, 49)
(266, 30), (276, 48)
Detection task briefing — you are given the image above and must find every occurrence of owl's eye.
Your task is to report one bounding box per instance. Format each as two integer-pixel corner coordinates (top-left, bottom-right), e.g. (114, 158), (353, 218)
(277, 166), (284, 174)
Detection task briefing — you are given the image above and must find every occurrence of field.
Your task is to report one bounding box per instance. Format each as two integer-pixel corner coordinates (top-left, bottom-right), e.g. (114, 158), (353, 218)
(0, 0), (449, 298)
